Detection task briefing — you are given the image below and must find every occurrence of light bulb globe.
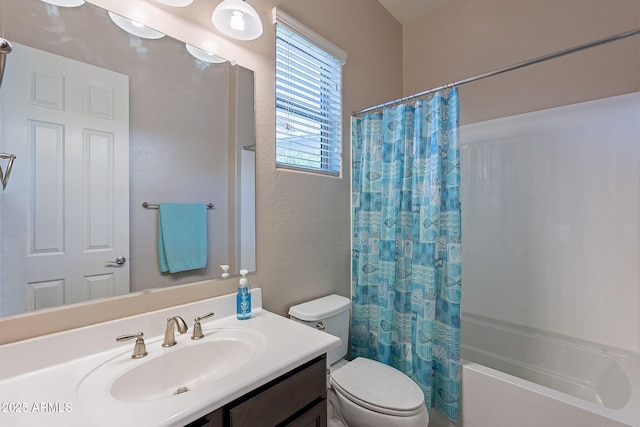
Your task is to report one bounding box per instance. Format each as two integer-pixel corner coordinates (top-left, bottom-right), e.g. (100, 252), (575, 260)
(211, 0), (262, 41)
(108, 12), (165, 40)
(40, 0), (85, 7)
(185, 44), (227, 64)
(154, 0), (193, 6)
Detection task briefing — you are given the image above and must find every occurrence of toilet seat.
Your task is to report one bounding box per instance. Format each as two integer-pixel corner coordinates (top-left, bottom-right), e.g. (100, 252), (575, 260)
(330, 357), (425, 417)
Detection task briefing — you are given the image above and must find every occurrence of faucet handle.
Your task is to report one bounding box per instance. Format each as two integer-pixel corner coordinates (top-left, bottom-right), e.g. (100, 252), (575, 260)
(191, 312), (215, 340)
(116, 331), (148, 359)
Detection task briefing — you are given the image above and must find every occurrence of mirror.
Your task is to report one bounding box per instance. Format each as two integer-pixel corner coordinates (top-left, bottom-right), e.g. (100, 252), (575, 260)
(0, 0), (256, 317)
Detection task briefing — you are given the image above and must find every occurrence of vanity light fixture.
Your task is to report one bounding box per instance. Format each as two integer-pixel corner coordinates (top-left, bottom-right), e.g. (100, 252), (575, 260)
(155, 0), (193, 6)
(108, 11), (166, 40)
(185, 44), (227, 64)
(40, 0), (85, 6)
(211, 0), (263, 41)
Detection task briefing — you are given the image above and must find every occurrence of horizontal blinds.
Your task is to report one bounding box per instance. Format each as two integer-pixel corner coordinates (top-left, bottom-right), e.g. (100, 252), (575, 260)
(275, 21), (343, 175)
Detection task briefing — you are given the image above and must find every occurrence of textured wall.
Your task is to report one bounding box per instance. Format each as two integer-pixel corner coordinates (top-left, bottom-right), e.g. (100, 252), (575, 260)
(403, 0), (640, 125)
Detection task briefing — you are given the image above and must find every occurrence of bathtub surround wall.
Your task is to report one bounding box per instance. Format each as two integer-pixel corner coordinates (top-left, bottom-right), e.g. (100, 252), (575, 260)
(460, 93), (639, 352)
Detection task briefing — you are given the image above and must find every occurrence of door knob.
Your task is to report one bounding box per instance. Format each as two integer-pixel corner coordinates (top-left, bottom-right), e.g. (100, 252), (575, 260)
(107, 256), (127, 266)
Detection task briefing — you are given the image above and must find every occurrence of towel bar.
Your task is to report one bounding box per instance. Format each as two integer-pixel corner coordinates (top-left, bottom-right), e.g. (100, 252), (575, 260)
(142, 202), (215, 210)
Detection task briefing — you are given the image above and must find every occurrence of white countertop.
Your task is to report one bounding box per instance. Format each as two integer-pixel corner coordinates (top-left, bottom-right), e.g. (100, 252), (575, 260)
(0, 289), (340, 426)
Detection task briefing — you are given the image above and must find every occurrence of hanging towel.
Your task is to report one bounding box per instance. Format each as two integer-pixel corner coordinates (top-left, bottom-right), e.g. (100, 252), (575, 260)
(158, 203), (208, 273)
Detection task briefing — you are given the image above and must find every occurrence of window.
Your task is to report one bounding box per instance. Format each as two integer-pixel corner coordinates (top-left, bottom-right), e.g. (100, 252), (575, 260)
(274, 9), (346, 176)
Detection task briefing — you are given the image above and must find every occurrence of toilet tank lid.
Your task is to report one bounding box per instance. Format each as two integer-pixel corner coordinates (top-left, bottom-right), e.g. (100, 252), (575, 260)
(288, 294), (351, 321)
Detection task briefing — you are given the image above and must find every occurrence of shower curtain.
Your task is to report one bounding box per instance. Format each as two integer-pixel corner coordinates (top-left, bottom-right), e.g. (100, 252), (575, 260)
(351, 88), (462, 421)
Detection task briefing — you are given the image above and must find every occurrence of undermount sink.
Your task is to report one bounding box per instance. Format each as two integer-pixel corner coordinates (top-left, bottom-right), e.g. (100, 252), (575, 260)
(78, 327), (266, 403)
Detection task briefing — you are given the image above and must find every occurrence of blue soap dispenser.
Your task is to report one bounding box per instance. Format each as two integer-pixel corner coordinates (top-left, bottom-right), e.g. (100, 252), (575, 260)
(236, 269), (251, 320)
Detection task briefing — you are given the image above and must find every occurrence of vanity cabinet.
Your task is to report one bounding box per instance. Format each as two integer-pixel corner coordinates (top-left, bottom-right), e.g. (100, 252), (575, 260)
(185, 355), (327, 427)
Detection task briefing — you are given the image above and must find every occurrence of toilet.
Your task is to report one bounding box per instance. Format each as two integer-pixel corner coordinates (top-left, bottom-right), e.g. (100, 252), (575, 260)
(289, 294), (430, 427)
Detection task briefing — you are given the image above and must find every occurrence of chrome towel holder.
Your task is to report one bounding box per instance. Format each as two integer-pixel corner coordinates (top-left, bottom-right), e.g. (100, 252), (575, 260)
(142, 202), (215, 210)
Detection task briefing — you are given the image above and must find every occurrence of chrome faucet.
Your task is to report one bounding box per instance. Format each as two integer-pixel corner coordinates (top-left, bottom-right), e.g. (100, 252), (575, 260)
(162, 316), (188, 347)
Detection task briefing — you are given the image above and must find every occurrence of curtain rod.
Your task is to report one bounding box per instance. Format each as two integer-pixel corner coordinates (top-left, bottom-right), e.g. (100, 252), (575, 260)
(353, 27), (640, 116)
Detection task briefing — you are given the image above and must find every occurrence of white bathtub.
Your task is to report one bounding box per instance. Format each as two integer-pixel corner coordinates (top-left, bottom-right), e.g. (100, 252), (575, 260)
(429, 314), (640, 427)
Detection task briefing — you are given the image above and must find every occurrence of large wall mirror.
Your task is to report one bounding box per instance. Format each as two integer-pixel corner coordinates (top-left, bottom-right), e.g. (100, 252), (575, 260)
(0, 0), (256, 318)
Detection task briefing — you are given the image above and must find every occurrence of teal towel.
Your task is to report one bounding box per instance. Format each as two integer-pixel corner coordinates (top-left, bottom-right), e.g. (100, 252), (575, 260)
(158, 203), (208, 273)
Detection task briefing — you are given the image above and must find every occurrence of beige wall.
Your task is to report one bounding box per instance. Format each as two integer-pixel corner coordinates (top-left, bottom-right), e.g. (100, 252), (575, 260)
(403, 0), (640, 124)
(251, 0), (403, 316)
(0, 0), (402, 344)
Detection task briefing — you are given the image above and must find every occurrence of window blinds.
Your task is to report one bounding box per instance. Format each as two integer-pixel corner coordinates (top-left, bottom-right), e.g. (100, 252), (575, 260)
(275, 14), (345, 176)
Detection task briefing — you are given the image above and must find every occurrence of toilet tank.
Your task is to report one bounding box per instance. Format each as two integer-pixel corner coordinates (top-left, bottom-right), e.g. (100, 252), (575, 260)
(288, 294), (351, 365)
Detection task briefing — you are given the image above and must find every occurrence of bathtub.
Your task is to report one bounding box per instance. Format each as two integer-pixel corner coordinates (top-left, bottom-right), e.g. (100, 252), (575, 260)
(429, 313), (640, 427)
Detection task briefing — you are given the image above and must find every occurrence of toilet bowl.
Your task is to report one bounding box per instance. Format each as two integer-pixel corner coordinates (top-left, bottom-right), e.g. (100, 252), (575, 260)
(329, 357), (429, 427)
(289, 295), (429, 427)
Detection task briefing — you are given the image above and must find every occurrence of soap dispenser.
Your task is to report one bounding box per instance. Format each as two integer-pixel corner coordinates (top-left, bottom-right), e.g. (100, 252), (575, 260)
(236, 269), (251, 320)
(220, 265), (230, 278)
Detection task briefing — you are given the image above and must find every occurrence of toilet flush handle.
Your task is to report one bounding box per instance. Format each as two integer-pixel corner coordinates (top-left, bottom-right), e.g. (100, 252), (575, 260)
(315, 321), (325, 331)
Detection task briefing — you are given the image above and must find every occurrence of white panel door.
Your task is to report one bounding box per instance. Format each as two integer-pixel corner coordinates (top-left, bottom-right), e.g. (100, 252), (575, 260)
(1, 43), (129, 315)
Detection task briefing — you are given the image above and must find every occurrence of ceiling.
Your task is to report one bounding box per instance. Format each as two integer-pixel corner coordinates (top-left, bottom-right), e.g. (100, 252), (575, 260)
(377, 0), (455, 25)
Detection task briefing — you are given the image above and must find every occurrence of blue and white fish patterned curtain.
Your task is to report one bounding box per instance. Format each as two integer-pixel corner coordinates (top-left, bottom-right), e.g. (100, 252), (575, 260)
(351, 88), (462, 421)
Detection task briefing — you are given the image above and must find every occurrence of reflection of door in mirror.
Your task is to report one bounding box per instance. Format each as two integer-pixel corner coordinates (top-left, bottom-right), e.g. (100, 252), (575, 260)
(1, 43), (130, 316)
